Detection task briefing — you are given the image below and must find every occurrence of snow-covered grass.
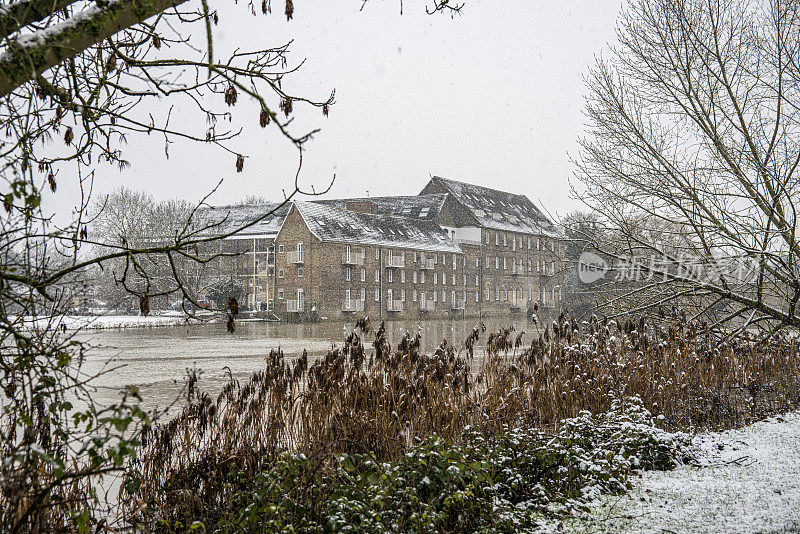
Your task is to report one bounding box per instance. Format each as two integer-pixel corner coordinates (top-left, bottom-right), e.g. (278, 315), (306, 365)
(22, 313), (211, 330)
(565, 411), (800, 533)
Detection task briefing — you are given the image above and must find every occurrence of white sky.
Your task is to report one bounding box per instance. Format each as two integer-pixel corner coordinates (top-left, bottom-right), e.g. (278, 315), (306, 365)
(70, 0), (623, 221)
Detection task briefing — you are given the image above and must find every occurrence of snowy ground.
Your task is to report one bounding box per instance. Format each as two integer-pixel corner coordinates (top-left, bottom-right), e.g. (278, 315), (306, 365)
(22, 313), (213, 330)
(564, 411), (800, 533)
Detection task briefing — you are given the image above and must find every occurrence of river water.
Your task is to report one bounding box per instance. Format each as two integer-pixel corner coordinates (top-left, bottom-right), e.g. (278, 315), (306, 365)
(77, 316), (546, 418)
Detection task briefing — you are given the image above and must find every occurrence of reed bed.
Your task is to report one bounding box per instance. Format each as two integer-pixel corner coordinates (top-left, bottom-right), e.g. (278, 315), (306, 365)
(125, 313), (800, 530)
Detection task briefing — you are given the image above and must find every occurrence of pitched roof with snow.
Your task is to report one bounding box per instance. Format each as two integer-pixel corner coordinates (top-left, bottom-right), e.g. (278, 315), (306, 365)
(315, 194), (448, 221)
(420, 176), (560, 236)
(200, 202), (290, 239)
(292, 201), (462, 253)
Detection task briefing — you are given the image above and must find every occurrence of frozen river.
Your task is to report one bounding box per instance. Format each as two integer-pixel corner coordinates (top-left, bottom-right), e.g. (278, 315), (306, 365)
(76, 316), (544, 418)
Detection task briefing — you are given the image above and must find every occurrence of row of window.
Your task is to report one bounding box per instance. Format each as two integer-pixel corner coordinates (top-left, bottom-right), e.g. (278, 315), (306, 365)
(341, 267), (477, 285)
(484, 232), (561, 254)
(484, 256), (557, 275)
(275, 262), (557, 282)
(339, 285), (562, 305)
(276, 285), (562, 307)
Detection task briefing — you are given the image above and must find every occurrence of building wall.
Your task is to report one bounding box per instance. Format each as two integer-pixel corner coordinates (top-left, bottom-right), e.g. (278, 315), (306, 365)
(197, 237), (274, 310)
(469, 228), (565, 317)
(273, 206), (565, 321)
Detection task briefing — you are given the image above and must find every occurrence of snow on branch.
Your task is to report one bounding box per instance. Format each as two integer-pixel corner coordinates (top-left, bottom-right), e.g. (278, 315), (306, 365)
(0, 0), (80, 39)
(0, 0), (188, 97)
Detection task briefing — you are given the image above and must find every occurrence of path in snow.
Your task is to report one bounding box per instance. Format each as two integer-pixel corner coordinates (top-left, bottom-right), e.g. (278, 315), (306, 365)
(567, 411), (800, 534)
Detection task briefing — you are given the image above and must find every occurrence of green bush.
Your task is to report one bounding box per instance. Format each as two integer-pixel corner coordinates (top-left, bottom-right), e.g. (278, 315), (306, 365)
(167, 397), (692, 533)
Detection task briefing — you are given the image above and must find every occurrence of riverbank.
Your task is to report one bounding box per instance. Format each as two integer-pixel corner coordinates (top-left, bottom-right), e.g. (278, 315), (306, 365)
(23, 313), (207, 330)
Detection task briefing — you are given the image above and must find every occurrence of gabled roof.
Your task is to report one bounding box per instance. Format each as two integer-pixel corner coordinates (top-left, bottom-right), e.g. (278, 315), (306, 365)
(420, 176), (559, 236)
(292, 201), (462, 253)
(199, 202), (290, 239)
(315, 194), (448, 221)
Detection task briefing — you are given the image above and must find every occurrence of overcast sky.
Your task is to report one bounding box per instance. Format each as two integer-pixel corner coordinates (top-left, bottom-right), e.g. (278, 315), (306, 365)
(74, 0), (623, 221)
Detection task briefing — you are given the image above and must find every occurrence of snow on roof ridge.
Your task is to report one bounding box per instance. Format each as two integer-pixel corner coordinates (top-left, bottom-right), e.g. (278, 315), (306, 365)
(293, 201), (462, 253)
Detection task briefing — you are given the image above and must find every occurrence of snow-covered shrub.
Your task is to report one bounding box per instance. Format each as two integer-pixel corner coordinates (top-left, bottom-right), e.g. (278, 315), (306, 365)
(200, 398), (693, 533)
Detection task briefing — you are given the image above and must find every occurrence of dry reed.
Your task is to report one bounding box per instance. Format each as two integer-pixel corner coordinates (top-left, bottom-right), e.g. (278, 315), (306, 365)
(125, 313), (800, 528)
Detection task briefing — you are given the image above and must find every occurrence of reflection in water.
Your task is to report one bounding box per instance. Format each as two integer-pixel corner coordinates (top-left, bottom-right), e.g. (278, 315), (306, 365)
(77, 316), (549, 418)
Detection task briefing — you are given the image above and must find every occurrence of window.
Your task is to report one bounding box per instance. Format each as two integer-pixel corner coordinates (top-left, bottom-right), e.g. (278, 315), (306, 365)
(452, 290), (456, 307)
(401, 289), (406, 301)
(495, 257), (499, 270)
(463, 274), (466, 286)
(485, 284), (490, 301)
(278, 290), (284, 299)
(401, 270), (405, 283)
(434, 272), (438, 285)
(475, 275), (479, 286)
(495, 233), (499, 245)
(504, 287), (508, 301)
(452, 254), (457, 270)
(360, 288), (366, 301)
(551, 241), (555, 252)
(476, 258), (480, 268)
(475, 291), (479, 302)
(388, 270), (393, 283)
(527, 237), (531, 250)
(537, 238), (541, 250)
(278, 269), (284, 278)
(413, 289), (417, 302)
(486, 255), (490, 268)
(375, 288), (380, 301)
(495, 286), (500, 301)
(503, 257), (507, 270)
(486, 232), (490, 244)
(414, 251), (418, 263)
(413, 271), (418, 283)
(453, 273), (457, 286)
(375, 269), (380, 282)
(361, 268), (366, 282)
(298, 267), (303, 277)
(503, 234), (507, 246)
(421, 271), (426, 283)
(376, 248), (380, 260)
(345, 288), (351, 306)
(346, 245), (351, 262)
(512, 237), (516, 251)
(528, 259), (532, 273)
(297, 242), (303, 262)
(442, 272), (446, 285)
(278, 244), (284, 253)
(433, 290), (438, 302)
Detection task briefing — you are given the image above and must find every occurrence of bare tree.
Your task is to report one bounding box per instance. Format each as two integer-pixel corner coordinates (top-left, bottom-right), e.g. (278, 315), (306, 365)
(575, 0), (800, 337)
(0, 1), (464, 531)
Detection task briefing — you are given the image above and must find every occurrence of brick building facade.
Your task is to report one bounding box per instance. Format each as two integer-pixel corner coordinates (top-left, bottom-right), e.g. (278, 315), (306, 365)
(203, 177), (565, 320)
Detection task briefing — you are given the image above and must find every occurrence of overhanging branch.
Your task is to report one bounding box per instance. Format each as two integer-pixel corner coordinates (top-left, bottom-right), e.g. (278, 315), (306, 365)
(0, 0), (189, 97)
